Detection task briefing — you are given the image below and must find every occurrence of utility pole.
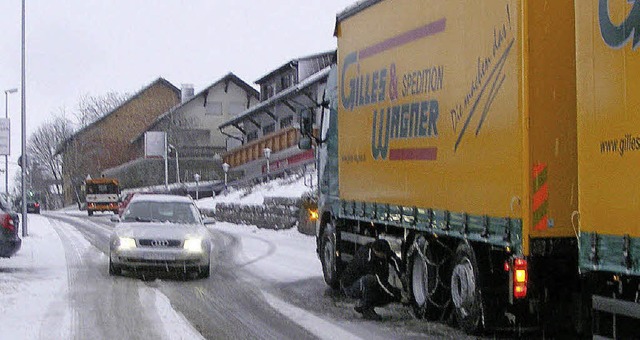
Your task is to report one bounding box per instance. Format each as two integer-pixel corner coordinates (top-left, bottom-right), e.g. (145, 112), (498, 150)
(21, 0), (27, 237)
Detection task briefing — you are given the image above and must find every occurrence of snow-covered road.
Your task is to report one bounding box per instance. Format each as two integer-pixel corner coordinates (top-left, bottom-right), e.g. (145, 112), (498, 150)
(0, 214), (203, 340)
(0, 205), (469, 339)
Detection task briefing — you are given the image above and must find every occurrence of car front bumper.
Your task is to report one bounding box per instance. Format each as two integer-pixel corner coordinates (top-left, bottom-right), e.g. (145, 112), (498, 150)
(110, 248), (210, 272)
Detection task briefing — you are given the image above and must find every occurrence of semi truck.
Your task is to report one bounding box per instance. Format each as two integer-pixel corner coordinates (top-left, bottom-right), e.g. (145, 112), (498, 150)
(300, 0), (580, 333)
(575, 0), (640, 337)
(300, 0), (640, 335)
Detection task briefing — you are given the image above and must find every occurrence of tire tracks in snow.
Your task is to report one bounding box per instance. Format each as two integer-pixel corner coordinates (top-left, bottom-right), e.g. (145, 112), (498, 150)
(45, 216), (166, 339)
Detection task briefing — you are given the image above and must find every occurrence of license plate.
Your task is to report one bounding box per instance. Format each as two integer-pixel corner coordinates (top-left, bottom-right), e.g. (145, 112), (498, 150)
(145, 253), (175, 261)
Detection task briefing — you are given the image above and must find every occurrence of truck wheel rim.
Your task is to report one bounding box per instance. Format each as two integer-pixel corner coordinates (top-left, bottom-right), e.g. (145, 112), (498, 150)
(412, 252), (428, 306)
(451, 258), (475, 316)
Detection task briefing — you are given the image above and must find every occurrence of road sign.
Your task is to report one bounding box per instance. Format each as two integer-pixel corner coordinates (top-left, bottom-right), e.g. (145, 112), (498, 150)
(144, 131), (166, 158)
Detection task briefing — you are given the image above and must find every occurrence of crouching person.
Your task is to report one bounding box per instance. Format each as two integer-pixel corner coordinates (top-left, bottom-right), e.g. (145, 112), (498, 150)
(340, 239), (405, 320)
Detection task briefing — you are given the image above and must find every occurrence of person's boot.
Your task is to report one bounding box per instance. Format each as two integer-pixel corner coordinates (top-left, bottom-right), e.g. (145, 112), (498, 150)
(361, 307), (382, 321)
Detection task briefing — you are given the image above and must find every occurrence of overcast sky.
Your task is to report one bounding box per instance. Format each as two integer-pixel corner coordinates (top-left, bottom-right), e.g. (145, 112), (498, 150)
(0, 0), (354, 188)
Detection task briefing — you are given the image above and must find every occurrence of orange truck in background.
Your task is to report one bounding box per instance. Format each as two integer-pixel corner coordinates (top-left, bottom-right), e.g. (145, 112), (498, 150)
(85, 177), (120, 216)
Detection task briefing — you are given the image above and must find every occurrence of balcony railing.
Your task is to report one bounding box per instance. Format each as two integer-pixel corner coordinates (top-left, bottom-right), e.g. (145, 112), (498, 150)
(223, 126), (300, 168)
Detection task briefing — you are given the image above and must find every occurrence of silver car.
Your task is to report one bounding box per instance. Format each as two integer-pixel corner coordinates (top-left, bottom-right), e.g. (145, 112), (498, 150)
(109, 194), (212, 278)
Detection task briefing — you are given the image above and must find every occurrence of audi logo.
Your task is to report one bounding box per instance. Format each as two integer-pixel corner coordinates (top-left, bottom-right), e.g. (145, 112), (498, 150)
(150, 240), (169, 247)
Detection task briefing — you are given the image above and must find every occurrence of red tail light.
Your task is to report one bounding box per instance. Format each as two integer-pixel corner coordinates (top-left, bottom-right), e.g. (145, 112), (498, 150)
(1, 214), (15, 232)
(512, 257), (528, 299)
(34, 202), (40, 208)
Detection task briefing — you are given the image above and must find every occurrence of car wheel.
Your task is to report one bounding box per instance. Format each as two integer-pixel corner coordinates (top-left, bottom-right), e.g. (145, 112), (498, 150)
(320, 222), (343, 289)
(109, 258), (121, 276)
(198, 263), (210, 279)
(451, 242), (484, 334)
(88, 210), (93, 216)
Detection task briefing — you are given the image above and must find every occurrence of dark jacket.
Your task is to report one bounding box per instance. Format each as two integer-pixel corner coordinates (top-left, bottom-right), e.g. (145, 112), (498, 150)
(340, 242), (404, 298)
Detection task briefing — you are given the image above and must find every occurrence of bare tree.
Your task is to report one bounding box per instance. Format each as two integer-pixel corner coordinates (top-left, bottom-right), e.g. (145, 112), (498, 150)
(27, 115), (75, 208)
(74, 92), (130, 127)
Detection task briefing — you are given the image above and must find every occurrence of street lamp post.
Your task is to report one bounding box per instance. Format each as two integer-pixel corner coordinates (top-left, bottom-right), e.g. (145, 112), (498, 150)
(222, 162), (229, 194)
(169, 144), (179, 183)
(4, 88), (17, 195)
(263, 147), (271, 181)
(194, 173), (200, 200)
(21, 0), (27, 237)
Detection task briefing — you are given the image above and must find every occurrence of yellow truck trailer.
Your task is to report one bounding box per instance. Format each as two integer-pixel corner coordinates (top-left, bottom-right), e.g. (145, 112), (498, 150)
(300, 0), (578, 333)
(576, 0), (640, 337)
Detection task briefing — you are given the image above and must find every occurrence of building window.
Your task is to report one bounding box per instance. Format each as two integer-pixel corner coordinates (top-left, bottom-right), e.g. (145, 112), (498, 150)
(262, 84), (276, 101)
(262, 123), (275, 136)
(229, 102), (245, 115)
(267, 84), (275, 99)
(281, 74), (291, 90)
(280, 73), (297, 92)
(247, 130), (258, 142)
(280, 116), (293, 129)
(206, 101), (223, 115)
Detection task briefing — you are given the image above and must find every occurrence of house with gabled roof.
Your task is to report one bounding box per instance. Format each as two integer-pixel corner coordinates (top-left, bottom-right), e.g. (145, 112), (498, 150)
(57, 77), (181, 205)
(218, 50), (334, 181)
(102, 72), (260, 188)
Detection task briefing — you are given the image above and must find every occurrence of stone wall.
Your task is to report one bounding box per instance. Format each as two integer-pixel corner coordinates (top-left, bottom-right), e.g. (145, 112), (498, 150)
(208, 196), (316, 236)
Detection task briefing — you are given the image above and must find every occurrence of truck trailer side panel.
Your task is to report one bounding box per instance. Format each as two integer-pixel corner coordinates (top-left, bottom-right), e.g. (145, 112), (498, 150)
(576, 0), (640, 274)
(335, 0), (577, 255)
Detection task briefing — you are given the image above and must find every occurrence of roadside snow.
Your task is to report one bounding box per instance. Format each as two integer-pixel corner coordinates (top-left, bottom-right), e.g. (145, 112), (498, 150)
(197, 175), (314, 208)
(0, 217), (70, 339)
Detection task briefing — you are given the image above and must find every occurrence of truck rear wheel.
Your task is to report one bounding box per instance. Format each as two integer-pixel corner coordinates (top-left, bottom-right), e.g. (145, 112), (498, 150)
(451, 242), (484, 334)
(320, 224), (342, 289)
(408, 236), (449, 320)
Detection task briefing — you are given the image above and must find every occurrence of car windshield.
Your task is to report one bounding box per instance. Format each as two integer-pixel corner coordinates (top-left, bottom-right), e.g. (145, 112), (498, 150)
(122, 201), (198, 224)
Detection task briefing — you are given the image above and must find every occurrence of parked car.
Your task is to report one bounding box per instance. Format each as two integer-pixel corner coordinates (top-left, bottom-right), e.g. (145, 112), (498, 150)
(26, 200), (41, 214)
(109, 194), (212, 278)
(0, 194), (21, 258)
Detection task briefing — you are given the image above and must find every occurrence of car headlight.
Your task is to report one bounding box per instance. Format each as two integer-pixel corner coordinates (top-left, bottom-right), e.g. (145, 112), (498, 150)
(118, 237), (136, 250)
(183, 238), (203, 252)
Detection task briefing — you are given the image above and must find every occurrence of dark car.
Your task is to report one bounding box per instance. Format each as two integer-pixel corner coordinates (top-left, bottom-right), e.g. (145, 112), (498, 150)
(0, 194), (21, 258)
(26, 200), (41, 214)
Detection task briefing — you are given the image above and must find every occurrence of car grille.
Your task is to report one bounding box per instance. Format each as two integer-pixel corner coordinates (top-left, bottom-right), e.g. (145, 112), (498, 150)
(138, 239), (182, 248)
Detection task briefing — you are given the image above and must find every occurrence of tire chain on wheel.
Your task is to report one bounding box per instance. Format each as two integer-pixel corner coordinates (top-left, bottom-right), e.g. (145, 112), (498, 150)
(412, 237), (453, 311)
